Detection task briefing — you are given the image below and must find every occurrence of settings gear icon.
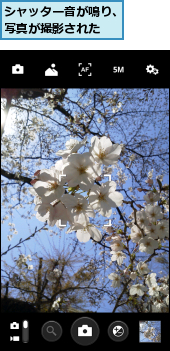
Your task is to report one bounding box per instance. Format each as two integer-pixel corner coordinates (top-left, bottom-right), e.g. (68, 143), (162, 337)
(146, 64), (159, 75)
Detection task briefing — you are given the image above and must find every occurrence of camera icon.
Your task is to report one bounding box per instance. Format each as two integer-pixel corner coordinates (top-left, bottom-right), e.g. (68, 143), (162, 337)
(10, 322), (19, 329)
(78, 325), (92, 337)
(12, 64), (24, 74)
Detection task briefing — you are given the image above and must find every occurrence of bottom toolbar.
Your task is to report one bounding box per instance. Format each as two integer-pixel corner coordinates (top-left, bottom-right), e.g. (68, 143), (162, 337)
(9, 319), (162, 344)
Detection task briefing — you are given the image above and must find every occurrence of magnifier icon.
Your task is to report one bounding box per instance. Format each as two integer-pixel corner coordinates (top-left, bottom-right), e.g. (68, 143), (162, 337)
(47, 326), (57, 336)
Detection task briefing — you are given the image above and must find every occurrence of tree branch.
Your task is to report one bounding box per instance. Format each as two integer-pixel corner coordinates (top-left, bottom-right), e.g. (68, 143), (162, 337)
(1, 168), (32, 185)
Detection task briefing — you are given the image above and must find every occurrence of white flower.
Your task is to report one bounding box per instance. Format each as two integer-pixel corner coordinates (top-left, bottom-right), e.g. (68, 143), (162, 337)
(56, 136), (87, 158)
(144, 223), (159, 239)
(33, 168), (65, 203)
(89, 136), (122, 166)
(129, 154), (136, 162)
(156, 174), (164, 182)
(144, 329), (154, 339)
(62, 152), (101, 191)
(61, 193), (95, 222)
(29, 186), (42, 205)
(136, 262), (150, 275)
(153, 300), (167, 312)
(28, 265), (33, 270)
(130, 284), (147, 296)
(145, 205), (164, 222)
(135, 210), (150, 228)
(148, 285), (160, 296)
(156, 219), (169, 238)
(110, 240), (124, 252)
(35, 201), (71, 227)
(54, 158), (67, 170)
(164, 198), (169, 212)
(143, 191), (160, 205)
(145, 273), (157, 287)
(7, 235), (13, 241)
(130, 225), (143, 243)
(105, 226), (114, 234)
(35, 202), (54, 223)
(88, 181), (123, 217)
(66, 213), (102, 243)
(130, 272), (137, 280)
(110, 235), (122, 243)
(123, 268), (129, 275)
(53, 269), (62, 277)
(165, 295), (169, 305)
(52, 301), (60, 310)
(108, 273), (121, 288)
(110, 251), (126, 265)
(97, 118), (102, 123)
(139, 236), (159, 254)
(46, 271), (60, 283)
(159, 284), (169, 295)
(74, 116), (81, 124)
(142, 303), (148, 312)
(112, 108), (119, 113)
(145, 179), (153, 186)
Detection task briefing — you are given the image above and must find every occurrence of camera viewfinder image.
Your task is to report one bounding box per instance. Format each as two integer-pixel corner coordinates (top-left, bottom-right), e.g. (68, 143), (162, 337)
(1, 88), (169, 314)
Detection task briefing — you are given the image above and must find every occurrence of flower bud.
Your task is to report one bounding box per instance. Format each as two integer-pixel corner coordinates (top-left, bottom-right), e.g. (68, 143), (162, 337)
(105, 236), (113, 241)
(137, 188), (143, 192)
(34, 170), (41, 177)
(95, 176), (102, 182)
(146, 179), (153, 186)
(123, 268), (129, 275)
(106, 226), (114, 233)
(30, 179), (38, 185)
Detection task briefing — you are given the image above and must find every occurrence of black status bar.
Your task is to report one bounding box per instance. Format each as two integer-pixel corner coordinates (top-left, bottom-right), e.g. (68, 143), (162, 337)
(1, 50), (170, 88)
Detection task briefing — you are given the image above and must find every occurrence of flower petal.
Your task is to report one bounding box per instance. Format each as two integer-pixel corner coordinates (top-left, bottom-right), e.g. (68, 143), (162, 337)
(76, 229), (91, 242)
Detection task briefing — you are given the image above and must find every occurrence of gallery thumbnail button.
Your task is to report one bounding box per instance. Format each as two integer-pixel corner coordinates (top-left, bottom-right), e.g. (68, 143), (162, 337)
(70, 317), (100, 346)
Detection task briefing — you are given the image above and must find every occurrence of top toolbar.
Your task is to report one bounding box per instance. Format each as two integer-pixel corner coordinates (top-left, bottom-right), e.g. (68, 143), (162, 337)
(1, 51), (169, 87)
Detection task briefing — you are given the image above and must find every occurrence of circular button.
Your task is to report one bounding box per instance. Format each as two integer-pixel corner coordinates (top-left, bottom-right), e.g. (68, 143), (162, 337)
(108, 321), (129, 342)
(71, 317), (100, 346)
(41, 321), (62, 342)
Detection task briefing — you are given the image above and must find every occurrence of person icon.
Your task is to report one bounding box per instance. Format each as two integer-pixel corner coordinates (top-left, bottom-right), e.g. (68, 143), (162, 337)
(45, 63), (58, 76)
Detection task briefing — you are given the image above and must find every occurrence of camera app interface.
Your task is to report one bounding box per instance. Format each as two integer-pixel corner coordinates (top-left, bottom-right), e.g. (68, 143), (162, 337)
(1, 49), (169, 346)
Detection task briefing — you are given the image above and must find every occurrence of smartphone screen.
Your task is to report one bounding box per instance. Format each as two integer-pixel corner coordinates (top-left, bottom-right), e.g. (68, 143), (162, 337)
(1, 0), (169, 347)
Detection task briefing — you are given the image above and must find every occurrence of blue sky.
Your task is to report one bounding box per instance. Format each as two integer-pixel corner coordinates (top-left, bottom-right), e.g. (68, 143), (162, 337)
(1, 88), (169, 312)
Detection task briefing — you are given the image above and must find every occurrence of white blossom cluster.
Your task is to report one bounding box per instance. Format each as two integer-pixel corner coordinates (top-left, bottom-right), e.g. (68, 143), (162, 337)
(51, 297), (61, 311)
(30, 135), (123, 243)
(107, 184), (169, 310)
(16, 254), (33, 270)
(27, 135), (168, 312)
(46, 268), (62, 283)
(144, 326), (155, 340)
